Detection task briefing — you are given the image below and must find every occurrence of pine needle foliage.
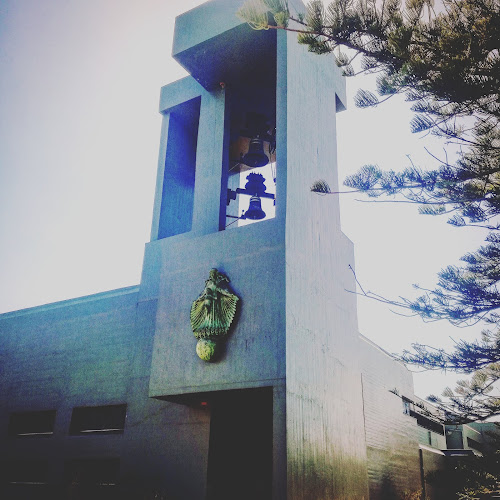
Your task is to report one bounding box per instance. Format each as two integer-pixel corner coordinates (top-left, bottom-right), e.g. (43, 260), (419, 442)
(239, 0), (500, 422)
(428, 364), (500, 423)
(310, 179), (332, 193)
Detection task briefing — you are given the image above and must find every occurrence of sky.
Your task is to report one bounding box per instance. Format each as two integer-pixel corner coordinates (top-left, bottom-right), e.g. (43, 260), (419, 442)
(0, 0), (488, 399)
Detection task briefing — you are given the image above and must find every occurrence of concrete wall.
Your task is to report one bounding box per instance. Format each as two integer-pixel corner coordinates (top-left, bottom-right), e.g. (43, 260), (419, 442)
(359, 336), (422, 499)
(281, 27), (369, 499)
(0, 289), (211, 499)
(148, 219), (286, 397)
(419, 446), (447, 500)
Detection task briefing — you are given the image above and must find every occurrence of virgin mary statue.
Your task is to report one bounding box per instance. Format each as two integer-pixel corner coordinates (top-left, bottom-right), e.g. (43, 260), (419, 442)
(190, 269), (239, 361)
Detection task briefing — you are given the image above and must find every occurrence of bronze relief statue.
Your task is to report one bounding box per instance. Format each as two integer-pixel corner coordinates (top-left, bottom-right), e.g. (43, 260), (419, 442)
(190, 269), (239, 361)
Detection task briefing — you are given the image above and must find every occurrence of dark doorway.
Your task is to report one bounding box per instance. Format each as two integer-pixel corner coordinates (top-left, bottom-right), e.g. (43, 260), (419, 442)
(206, 387), (273, 500)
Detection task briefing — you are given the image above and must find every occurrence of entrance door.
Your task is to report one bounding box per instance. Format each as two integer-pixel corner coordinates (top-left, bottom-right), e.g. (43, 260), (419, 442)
(206, 387), (273, 500)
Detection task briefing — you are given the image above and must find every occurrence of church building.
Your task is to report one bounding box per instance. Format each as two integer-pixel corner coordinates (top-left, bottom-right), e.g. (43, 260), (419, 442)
(0, 1), (447, 498)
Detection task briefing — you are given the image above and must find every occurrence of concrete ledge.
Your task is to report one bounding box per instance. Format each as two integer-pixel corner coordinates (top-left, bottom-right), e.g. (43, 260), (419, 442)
(0, 285), (139, 318)
(159, 76), (205, 114)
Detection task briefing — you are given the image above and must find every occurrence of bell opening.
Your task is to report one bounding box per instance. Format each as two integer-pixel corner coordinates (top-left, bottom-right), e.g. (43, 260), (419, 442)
(223, 80), (277, 230)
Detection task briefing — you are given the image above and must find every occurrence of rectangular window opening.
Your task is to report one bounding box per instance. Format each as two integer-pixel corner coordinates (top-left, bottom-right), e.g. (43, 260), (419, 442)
(467, 437), (483, 452)
(402, 398), (411, 415)
(9, 410), (56, 438)
(6, 460), (49, 485)
(158, 96), (201, 239)
(64, 458), (120, 500)
(69, 404), (126, 436)
(414, 413), (444, 435)
(64, 458), (119, 486)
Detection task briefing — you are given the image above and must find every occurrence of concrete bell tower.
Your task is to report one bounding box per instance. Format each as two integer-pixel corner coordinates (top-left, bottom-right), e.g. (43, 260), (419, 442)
(142, 0), (369, 497)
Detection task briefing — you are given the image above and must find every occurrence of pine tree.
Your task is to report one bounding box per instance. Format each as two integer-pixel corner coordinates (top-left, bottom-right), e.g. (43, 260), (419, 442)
(238, 0), (500, 422)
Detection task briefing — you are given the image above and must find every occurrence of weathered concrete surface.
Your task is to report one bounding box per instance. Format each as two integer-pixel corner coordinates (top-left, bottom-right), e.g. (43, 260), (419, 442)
(359, 336), (422, 499)
(0, 289), (211, 499)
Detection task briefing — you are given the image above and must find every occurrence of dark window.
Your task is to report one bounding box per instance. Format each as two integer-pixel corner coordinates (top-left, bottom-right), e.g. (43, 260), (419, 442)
(467, 437), (484, 452)
(64, 458), (119, 486)
(410, 410), (445, 435)
(69, 404), (126, 435)
(6, 460), (48, 484)
(402, 398), (411, 415)
(64, 459), (119, 500)
(8, 410), (56, 437)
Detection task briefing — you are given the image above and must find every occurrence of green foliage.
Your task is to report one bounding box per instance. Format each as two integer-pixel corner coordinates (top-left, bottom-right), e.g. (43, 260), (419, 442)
(353, 89), (379, 107)
(426, 437), (500, 499)
(401, 489), (425, 500)
(401, 328), (500, 423)
(237, 0), (289, 29)
(403, 328), (500, 372)
(310, 179), (332, 193)
(404, 234), (500, 324)
(428, 364), (500, 423)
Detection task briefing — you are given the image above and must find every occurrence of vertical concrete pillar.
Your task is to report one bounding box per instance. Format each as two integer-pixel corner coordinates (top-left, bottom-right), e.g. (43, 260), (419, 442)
(281, 27), (369, 499)
(191, 88), (228, 235)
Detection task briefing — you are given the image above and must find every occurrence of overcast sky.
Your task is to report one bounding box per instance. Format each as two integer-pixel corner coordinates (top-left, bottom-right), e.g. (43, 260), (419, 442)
(0, 0), (487, 399)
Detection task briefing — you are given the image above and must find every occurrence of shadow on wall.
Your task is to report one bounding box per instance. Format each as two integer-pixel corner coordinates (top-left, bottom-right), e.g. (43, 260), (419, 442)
(380, 474), (399, 500)
(376, 475), (423, 500)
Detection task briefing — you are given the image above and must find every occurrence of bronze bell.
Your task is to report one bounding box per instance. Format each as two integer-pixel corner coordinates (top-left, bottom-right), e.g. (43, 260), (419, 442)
(241, 137), (269, 168)
(244, 195), (266, 220)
